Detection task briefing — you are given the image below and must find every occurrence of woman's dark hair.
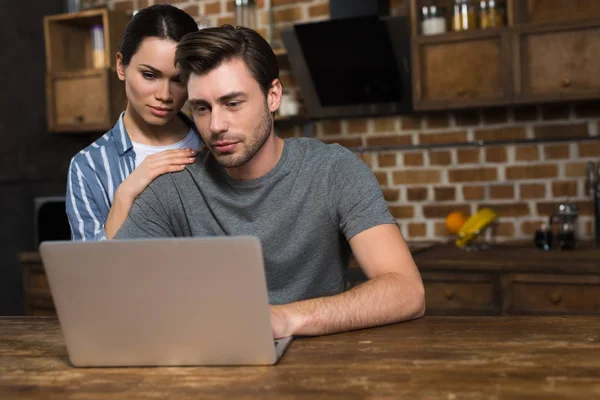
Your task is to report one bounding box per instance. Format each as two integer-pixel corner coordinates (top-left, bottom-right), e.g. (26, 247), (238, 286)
(119, 5), (198, 67)
(175, 25), (279, 96)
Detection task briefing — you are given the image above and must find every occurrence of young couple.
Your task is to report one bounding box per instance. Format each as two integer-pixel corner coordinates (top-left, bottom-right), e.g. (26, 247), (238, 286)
(66, 5), (425, 339)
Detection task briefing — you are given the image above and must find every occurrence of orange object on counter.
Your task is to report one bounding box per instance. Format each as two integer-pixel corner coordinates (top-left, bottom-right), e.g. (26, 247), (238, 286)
(445, 211), (469, 234)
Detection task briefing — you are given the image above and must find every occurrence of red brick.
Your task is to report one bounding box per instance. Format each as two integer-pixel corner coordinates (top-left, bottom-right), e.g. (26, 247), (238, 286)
(485, 147), (507, 163)
(389, 206), (414, 219)
(513, 106), (538, 122)
(578, 141), (600, 157)
(434, 187), (456, 202)
(374, 117), (398, 133)
(574, 101), (600, 118)
(565, 162), (588, 178)
(407, 187), (429, 201)
(475, 127), (526, 142)
(374, 172), (388, 186)
(357, 153), (373, 167)
(408, 223), (427, 238)
(425, 113), (450, 129)
(400, 116), (421, 130)
(382, 188), (400, 202)
(496, 221), (516, 236)
(448, 168), (497, 183)
(204, 1), (221, 14)
(347, 119), (368, 134)
(543, 144), (570, 160)
(429, 151), (452, 165)
(419, 131), (467, 145)
(457, 149), (480, 164)
(320, 120), (341, 136)
(217, 16), (236, 26)
(308, 3), (329, 17)
(273, 6), (303, 23)
(393, 170), (441, 185)
(463, 185), (485, 200)
(378, 153), (397, 167)
(423, 204), (471, 219)
(534, 123), (589, 139)
(366, 135), (412, 147)
(404, 152), (424, 166)
(537, 201), (593, 217)
(541, 104), (571, 120)
(321, 137), (362, 149)
(183, 5), (200, 17)
(481, 108), (508, 124)
(272, 0), (312, 5)
(489, 185), (515, 200)
(506, 165), (558, 180)
(521, 220), (546, 236)
(478, 203), (530, 217)
(519, 184), (546, 200)
(435, 221), (452, 237)
(453, 110), (480, 126)
(515, 145), (539, 161)
(552, 181), (578, 197)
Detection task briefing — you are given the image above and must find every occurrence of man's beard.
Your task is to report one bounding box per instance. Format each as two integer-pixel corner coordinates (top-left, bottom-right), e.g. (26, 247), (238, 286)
(209, 104), (273, 169)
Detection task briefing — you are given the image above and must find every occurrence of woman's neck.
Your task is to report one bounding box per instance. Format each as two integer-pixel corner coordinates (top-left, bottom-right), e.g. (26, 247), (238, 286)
(123, 106), (188, 146)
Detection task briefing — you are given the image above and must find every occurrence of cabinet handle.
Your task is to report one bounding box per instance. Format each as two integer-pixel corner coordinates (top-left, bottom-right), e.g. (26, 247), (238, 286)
(560, 78), (572, 88)
(75, 115), (85, 123)
(550, 292), (563, 305)
(444, 289), (455, 300)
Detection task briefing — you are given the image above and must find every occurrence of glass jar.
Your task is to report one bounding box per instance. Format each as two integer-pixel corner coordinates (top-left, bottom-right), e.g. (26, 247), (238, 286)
(453, 0), (477, 31)
(487, 0), (506, 28)
(421, 6), (447, 36)
(479, 0), (489, 29)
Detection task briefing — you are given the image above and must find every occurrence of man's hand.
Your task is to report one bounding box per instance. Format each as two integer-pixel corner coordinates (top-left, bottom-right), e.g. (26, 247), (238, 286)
(270, 305), (298, 338)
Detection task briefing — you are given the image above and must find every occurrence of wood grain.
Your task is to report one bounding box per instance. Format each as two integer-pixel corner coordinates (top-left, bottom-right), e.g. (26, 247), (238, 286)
(1, 317), (599, 399)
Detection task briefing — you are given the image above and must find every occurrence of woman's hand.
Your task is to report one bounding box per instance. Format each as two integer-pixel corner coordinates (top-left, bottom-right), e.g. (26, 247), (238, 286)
(118, 148), (197, 202)
(105, 148), (197, 239)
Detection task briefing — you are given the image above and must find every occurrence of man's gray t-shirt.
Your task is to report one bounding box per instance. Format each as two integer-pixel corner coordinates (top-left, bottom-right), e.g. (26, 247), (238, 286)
(115, 138), (396, 304)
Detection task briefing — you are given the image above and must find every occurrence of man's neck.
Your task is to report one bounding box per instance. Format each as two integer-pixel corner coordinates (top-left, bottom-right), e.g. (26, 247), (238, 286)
(225, 134), (284, 181)
(123, 106), (187, 146)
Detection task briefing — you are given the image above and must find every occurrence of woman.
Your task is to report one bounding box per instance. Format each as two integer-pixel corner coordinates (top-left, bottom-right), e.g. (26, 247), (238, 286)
(66, 5), (201, 240)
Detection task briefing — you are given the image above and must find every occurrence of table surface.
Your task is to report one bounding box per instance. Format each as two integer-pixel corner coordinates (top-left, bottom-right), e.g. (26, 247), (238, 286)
(1, 316), (599, 399)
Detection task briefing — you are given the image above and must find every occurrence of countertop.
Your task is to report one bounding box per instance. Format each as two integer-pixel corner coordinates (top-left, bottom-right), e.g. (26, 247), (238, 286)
(1, 316), (599, 399)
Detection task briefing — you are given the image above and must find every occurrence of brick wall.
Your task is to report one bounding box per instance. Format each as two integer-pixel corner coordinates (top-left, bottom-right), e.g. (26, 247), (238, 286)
(101, 0), (599, 242)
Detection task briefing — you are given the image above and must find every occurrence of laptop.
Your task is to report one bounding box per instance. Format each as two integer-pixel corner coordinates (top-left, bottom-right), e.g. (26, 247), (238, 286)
(39, 236), (293, 367)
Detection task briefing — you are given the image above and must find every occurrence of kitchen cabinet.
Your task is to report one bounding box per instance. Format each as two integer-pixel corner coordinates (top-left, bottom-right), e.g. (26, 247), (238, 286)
(409, 0), (600, 111)
(44, 8), (128, 133)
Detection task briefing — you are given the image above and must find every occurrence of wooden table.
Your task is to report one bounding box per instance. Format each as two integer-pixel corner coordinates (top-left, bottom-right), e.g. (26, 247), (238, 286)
(1, 316), (599, 399)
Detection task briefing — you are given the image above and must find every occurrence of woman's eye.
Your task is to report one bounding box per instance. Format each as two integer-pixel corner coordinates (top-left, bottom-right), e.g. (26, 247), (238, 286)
(142, 72), (156, 80)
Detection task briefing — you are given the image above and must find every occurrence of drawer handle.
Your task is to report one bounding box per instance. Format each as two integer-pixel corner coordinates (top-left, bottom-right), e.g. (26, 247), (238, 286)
(444, 289), (455, 300)
(550, 292), (563, 305)
(75, 115), (85, 123)
(560, 78), (572, 88)
(456, 89), (468, 97)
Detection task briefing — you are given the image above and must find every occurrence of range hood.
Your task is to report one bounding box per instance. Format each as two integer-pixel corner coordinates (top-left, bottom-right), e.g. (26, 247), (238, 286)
(281, 13), (412, 120)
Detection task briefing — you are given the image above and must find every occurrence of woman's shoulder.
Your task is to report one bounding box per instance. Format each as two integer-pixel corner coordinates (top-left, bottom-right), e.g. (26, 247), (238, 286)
(69, 131), (120, 168)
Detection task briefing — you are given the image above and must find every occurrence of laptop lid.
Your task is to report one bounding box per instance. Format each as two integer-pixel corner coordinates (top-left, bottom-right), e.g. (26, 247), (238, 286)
(40, 236), (286, 366)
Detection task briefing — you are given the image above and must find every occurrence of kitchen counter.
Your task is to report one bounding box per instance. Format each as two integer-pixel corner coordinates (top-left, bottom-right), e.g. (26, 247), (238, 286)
(1, 316), (599, 399)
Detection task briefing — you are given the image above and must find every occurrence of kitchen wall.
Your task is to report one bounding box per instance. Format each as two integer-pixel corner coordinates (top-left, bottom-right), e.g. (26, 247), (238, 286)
(100, 0), (599, 243)
(0, 0), (94, 315)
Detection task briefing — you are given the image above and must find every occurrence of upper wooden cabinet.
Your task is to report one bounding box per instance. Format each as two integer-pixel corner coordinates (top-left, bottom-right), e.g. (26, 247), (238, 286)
(409, 0), (600, 111)
(513, 20), (600, 103)
(44, 8), (128, 133)
(413, 30), (512, 110)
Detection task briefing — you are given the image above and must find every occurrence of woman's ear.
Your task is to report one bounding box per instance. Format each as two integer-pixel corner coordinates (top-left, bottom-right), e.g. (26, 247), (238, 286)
(116, 52), (126, 81)
(267, 79), (283, 113)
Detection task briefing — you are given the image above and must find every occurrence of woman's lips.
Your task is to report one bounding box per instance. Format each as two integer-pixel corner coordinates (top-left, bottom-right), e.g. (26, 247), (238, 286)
(149, 106), (172, 117)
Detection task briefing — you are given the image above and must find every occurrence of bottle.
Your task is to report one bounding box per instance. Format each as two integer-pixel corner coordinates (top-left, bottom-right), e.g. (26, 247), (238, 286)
(91, 24), (105, 69)
(461, 0), (477, 30)
(487, 0), (506, 27)
(421, 6), (447, 36)
(453, 0), (464, 32)
(235, 0), (257, 30)
(479, 0), (489, 29)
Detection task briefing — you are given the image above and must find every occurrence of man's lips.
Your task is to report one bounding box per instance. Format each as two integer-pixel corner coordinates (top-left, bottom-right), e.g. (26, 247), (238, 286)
(212, 141), (239, 153)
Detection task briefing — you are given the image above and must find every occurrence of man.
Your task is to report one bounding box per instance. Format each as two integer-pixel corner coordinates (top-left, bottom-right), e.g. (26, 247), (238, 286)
(115, 25), (425, 338)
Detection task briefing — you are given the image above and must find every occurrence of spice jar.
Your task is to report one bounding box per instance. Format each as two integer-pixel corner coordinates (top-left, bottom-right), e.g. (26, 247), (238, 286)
(421, 6), (447, 36)
(487, 0), (506, 28)
(453, 0), (477, 32)
(479, 0), (489, 29)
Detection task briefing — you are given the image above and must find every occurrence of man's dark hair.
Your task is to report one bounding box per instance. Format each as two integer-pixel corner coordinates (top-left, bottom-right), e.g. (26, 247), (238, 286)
(118, 5), (198, 67)
(175, 25), (279, 96)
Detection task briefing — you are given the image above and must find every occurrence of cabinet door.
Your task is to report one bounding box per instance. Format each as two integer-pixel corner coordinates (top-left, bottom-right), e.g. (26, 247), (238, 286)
(412, 31), (513, 110)
(503, 274), (600, 315)
(422, 272), (501, 316)
(514, 20), (600, 103)
(21, 260), (56, 316)
(46, 69), (111, 132)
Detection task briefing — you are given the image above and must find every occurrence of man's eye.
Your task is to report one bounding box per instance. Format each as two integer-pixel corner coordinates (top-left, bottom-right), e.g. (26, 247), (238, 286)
(227, 101), (241, 108)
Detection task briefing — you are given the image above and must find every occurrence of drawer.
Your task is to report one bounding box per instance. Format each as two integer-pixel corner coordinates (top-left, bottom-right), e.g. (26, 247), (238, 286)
(504, 274), (600, 315)
(422, 272), (500, 316)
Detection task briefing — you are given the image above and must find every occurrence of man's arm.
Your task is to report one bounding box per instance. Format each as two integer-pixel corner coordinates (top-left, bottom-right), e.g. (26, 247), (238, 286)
(271, 223), (425, 338)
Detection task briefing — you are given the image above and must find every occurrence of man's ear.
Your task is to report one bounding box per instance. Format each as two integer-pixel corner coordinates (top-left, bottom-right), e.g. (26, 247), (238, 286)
(267, 79), (282, 113)
(116, 52), (126, 81)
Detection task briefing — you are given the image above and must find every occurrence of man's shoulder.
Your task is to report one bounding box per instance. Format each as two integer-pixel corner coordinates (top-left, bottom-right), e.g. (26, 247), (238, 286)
(287, 137), (355, 164)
